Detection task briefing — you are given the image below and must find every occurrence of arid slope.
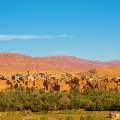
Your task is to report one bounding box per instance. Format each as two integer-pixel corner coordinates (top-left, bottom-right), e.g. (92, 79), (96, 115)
(0, 52), (120, 71)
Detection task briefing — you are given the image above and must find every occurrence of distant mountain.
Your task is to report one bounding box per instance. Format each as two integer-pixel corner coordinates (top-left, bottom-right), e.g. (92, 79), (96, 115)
(0, 52), (120, 71)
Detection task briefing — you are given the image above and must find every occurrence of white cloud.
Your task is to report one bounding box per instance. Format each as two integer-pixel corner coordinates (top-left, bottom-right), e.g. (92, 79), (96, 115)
(0, 34), (74, 41)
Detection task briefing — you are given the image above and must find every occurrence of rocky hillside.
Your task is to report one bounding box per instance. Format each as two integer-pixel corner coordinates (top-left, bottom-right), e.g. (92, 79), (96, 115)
(0, 52), (120, 71)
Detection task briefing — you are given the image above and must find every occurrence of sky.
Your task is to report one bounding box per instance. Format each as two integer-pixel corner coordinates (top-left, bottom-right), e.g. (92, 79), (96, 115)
(0, 0), (120, 61)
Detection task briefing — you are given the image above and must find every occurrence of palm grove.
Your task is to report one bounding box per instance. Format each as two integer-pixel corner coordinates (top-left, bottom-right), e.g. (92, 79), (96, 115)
(0, 84), (120, 112)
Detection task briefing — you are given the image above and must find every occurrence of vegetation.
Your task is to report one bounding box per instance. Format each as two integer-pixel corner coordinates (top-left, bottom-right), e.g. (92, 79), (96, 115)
(0, 87), (119, 112)
(0, 111), (112, 120)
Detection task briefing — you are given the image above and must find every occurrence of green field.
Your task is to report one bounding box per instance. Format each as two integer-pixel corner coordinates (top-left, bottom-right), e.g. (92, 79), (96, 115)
(0, 110), (116, 120)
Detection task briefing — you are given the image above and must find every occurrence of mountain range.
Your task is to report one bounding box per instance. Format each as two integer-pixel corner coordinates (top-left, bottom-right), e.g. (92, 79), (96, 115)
(0, 52), (120, 71)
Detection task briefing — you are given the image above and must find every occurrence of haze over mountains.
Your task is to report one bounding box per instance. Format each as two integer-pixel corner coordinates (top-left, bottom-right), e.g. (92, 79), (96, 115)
(0, 52), (120, 71)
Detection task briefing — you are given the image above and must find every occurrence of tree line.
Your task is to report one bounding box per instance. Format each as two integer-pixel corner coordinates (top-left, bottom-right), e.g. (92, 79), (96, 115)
(0, 87), (119, 112)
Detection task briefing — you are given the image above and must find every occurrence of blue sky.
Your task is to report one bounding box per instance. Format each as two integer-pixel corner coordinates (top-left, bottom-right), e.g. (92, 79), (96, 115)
(0, 0), (120, 61)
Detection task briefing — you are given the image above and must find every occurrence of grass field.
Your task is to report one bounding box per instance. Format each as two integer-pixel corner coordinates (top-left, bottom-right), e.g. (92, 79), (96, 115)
(0, 110), (117, 120)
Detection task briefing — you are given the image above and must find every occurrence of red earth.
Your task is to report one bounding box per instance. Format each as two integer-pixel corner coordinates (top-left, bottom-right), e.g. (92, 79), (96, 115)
(0, 52), (120, 71)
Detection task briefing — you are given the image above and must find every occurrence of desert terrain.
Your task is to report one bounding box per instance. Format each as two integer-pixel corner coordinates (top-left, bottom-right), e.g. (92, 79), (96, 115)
(0, 52), (120, 92)
(0, 53), (120, 120)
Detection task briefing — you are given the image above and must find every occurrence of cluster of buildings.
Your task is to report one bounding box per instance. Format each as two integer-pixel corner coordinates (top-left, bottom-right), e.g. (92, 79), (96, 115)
(0, 71), (120, 92)
(0, 71), (49, 81)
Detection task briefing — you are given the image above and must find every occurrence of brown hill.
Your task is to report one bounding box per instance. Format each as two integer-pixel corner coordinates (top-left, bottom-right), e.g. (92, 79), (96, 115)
(0, 52), (120, 71)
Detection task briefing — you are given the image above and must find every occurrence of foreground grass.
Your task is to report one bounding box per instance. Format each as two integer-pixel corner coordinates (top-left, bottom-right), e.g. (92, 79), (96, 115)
(0, 110), (116, 120)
